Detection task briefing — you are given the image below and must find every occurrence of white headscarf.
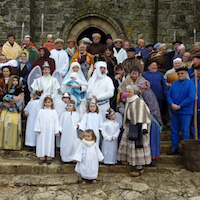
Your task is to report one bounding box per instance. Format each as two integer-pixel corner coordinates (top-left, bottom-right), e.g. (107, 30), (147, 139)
(63, 62), (87, 83)
(87, 61), (107, 93)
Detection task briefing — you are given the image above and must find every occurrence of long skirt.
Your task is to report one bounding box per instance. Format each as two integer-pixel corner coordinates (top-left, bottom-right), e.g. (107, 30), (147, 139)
(0, 110), (22, 150)
(117, 124), (151, 166)
(150, 121), (160, 159)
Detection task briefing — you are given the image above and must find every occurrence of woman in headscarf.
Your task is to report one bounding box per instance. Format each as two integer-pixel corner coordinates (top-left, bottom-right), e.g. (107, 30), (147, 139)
(118, 85), (151, 177)
(65, 38), (78, 64)
(17, 52), (31, 104)
(31, 47), (55, 74)
(0, 75), (24, 150)
(136, 81), (163, 166)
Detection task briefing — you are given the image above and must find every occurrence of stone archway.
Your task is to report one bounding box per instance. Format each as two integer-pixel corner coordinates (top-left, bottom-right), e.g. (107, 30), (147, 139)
(61, 15), (124, 43)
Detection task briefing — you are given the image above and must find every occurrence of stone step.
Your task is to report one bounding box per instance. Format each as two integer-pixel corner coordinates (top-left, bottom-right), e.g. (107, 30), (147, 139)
(0, 155), (184, 175)
(160, 141), (182, 153)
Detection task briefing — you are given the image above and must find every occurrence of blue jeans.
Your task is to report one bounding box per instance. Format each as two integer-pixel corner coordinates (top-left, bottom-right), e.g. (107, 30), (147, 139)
(171, 113), (192, 149)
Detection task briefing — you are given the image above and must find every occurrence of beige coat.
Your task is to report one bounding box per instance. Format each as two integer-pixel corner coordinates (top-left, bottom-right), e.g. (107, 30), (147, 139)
(2, 41), (21, 60)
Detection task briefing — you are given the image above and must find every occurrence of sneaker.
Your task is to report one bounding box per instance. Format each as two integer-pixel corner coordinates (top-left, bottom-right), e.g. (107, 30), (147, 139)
(92, 180), (97, 184)
(82, 181), (86, 185)
(39, 160), (45, 165)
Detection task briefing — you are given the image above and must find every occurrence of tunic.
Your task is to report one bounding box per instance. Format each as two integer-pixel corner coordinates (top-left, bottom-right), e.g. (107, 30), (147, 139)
(73, 140), (104, 180)
(101, 120), (120, 164)
(31, 74), (60, 95)
(79, 112), (103, 146)
(34, 108), (59, 158)
(50, 49), (69, 77)
(24, 99), (39, 147)
(113, 47), (128, 64)
(60, 111), (80, 162)
(25, 47), (40, 65)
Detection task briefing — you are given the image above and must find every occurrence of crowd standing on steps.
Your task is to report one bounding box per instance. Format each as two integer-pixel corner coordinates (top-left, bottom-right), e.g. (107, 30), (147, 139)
(0, 32), (200, 183)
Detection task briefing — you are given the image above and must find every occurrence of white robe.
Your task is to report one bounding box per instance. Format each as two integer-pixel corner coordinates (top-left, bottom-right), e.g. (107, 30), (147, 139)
(79, 112), (103, 146)
(87, 76), (114, 113)
(59, 111), (80, 162)
(31, 75), (60, 95)
(34, 108), (59, 158)
(73, 140), (104, 180)
(113, 47), (128, 64)
(24, 99), (40, 147)
(50, 49), (69, 77)
(101, 120), (120, 164)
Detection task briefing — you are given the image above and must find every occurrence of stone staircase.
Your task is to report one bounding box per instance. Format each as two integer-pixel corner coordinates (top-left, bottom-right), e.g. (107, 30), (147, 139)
(0, 125), (185, 176)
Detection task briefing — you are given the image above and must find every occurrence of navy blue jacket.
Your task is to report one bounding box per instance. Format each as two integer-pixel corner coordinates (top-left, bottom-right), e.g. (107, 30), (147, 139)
(167, 79), (195, 115)
(142, 70), (168, 100)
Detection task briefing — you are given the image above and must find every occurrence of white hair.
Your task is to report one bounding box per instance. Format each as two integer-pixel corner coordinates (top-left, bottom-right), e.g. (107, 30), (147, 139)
(126, 85), (140, 94)
(158, 43), (167, 50)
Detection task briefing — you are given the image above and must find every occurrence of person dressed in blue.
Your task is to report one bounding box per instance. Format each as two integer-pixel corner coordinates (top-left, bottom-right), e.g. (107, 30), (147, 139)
(191, 65), (200, 139)
(135, 39), (149, 63)
(142, 61), (168, 112)
(167, 67), (195, 155)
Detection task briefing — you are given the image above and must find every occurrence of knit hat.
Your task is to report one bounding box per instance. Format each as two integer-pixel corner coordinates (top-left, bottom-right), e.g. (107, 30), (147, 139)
(173, 58), (182, 63)
(154, 43), (161, 49)
(177, 44), (185, 52)
(136, 80), (150, 89)
(120, 92), (128, 99)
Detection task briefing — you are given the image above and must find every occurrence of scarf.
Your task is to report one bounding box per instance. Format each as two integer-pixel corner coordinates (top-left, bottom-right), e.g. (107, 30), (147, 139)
(82, 138), (95, 147)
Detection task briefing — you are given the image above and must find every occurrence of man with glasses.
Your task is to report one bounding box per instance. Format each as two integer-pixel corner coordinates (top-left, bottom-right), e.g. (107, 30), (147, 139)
(167, 67), (195, 155)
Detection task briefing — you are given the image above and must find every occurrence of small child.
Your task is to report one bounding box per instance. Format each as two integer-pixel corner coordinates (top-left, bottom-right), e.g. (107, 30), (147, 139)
(73, 129), (104, 184)
(117, 91), (127, 115)
(60, 100), (80, 163)
(31, 61), (60, 95)
(101, 109), (120, 165)
(79, 99), (103, 146)
(34, 96), (60, 165)
(24, 90), (43, 152)
(62, 92), (71, 104)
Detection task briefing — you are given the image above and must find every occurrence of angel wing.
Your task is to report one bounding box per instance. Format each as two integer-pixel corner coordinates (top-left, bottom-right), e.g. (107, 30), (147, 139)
(52, 70), (64, 86)
(27, 65), (42, 92)
(115, 112), (123, 128)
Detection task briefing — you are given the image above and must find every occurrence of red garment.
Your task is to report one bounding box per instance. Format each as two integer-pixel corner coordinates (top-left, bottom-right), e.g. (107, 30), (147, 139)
(0, 76), (6, 95)
(30, 47), (55, 74)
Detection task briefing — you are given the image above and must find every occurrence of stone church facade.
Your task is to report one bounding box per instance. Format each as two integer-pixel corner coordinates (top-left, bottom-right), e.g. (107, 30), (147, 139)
(0, 0), (199, 50)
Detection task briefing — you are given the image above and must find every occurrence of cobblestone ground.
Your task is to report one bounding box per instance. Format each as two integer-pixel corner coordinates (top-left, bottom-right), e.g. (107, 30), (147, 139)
(0, 168), (200, 200)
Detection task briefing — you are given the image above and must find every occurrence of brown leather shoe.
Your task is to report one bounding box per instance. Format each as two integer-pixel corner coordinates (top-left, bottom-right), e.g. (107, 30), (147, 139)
(121, 161), (129, 165)
(130, 169), (144, 177)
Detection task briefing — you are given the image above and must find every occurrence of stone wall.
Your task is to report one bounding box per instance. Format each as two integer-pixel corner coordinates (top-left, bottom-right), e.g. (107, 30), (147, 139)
(0, 0), (200, 51)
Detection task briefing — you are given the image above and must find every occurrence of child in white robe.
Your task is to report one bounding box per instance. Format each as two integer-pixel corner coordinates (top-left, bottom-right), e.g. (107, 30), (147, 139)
(60, 100), (80, 163)
(79, 99), (103, 146)
(73, 129), (104, 184)
(31, 61), (60, 95)
(24, 90), (43, 152)
(101, 108), (120, 165)
(34, 96), (60, 165)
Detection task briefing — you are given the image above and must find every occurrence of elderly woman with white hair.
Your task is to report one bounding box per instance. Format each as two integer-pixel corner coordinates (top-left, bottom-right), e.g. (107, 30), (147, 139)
(118, 85), (151, 177)
(145, 43), (171, 73)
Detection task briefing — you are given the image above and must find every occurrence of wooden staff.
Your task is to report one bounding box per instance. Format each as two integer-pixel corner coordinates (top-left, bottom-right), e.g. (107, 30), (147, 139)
(194, 69), (198, 139)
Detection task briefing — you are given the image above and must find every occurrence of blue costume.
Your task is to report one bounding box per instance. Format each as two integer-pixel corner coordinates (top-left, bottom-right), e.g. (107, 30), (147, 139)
(167, 79), (195, 149)
(191, 78), (200, 139)
(135, 47), (149, 63)
(142, 70), (168, 111)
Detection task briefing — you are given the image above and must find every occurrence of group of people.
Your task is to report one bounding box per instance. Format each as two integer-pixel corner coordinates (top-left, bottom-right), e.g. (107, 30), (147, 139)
(0, 32), (200, 184)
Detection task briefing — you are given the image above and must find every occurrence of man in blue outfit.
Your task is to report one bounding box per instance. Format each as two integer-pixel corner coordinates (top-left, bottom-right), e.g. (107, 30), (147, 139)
(135, 39), (149, 63)
(167, 67), (195, 155)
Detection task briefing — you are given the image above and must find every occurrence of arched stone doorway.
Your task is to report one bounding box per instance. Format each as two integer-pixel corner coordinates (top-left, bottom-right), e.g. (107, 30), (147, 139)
(61, 15), (125, 45)
(77, 27), (107, 44)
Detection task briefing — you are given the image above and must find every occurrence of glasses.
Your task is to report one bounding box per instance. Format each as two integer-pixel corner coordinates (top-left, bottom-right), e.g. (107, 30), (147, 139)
(177, 72), (185, 75)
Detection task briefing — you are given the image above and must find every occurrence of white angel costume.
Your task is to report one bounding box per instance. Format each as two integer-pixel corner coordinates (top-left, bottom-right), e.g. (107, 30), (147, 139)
(34, 107), (59, 158)
(79, 112), (103, 146)
(59, 110), (80, 162)
(31, 74), (60, 95)
(87, 61), (114, 113)
(24, 98), (40, 147)
(50, 49), (69, 77)
(73, 138), (104, 180)
(101, 119), (120, 164)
